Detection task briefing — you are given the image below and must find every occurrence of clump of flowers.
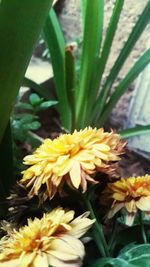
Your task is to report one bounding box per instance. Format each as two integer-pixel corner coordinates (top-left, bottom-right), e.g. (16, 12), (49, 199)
(0, 207), (95, 267)
(103, 175), (150, 225)
(20, 127), (124, 200)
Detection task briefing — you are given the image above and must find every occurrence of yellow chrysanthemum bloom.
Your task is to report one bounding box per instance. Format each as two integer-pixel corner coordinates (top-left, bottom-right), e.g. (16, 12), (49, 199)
(0, 207), (95, 267)
(104, 175), (150, 225)
(21, 127), (124, 199)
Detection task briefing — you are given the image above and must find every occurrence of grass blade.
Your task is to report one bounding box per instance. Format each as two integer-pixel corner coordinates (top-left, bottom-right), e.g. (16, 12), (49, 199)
(89, 0), (124, 119)
(43, 8), (71, 130)
(76, 0), (104, 129)
(93, 0), (150, 121)
(0, 0), (52, 143)
(80, 0), (86, 28)
(65, 46), (76, 131)
(98, 48), (150, 125)
(119, 125), (150, 139)
(23, 77), (54, 100)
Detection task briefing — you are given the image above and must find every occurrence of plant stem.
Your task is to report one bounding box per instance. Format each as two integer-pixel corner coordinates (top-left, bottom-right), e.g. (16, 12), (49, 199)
(28, 131), (44, 144)
(82, 194), (110, 257)
(108, 220), (118, 254)
(139, 211), (147, 243)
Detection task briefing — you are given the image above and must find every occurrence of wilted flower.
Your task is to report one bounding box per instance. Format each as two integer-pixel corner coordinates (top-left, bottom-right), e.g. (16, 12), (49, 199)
(21, 127), (124, 200)
(104, 175), (150, 225)
(0, 207), (95, 267)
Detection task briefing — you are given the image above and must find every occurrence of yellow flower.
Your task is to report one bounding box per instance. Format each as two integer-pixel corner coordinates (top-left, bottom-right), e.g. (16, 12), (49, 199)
(0, 207), (95, 267)
(104, 175), (150, 225)
(21, 127), (124, 199)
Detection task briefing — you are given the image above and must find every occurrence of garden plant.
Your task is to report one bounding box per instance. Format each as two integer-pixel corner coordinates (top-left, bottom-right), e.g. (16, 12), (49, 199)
(1, 0), (150, 267)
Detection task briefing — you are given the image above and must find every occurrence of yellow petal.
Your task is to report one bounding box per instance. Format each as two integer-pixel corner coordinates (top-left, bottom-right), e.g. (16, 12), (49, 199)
(108, 203), (124, 218)
(93, 149), (109, 160)
(94, 144), (110, 151)
(113, 192), (125, 201)
(69, 161), (81, 189)
(136, 196), (150, 211)
(47, 254), (80, 267)
(0, 259), (19, 267)
(19, 251), (36, 267)
(125, 200), (137, 213)
(51, 235), (85, 259)
(69, 213), (95, 238)
(33, 254), (48, 267)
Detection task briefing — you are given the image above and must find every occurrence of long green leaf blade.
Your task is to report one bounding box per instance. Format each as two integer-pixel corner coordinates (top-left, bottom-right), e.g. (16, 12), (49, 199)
(76, 0), (104, 129)
(98, 48), (150, 125)
(23, 77), (54, 100)
(89, 0), (124, 119)
(80, 0), (86, 28)
(93, 0), (150, 121)
(0, 0), (52, 143)
(43, 8), (71, 130)
(119, 125), (150, 139)
(65, 47), (76, 131)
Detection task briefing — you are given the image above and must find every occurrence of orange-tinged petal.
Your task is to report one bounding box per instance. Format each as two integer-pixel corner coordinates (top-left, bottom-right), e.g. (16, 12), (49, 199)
(0, 208), (93, 267)
(103, 175), (150, 225)
(20, 127), (123, 200)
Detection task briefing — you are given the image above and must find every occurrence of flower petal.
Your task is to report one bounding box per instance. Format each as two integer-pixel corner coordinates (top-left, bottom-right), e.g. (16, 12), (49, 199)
(136, 196), (150, 211)
(69, 161), (81, 189)
(69, 214), (95, 238)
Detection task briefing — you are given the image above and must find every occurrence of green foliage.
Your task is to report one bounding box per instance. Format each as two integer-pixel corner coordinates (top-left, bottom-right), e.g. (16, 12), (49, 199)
(119, 125), (150, 139)
(23, 77), (53, 100)
(92, 244), (150, 267)
(0, 0), (53, 143)
(0, 0), (53, 196)
(43, 0), (150, 133)
(12, 93), (57, 143)
(44, 8), (71, 130)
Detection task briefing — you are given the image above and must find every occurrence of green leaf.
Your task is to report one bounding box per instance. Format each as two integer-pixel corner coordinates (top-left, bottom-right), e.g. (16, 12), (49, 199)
(0, 0), (52, 143)
(76, 0), (104, 128)
(23, 77), (53, 100)
(119, 125), (150, 139)
(40, 100), (58, 109)
(92, 244), (150, 267)
(65, 47), (76, 130)
(98, 48), (150, 125)
(13, 113), (37, 120)
(15, 102), (33, 111)
(91, 258), (131, 267)
(119, 244), (150, 267)
(80, 0), (86, 28)
(89, 0), (124, 120)
(93, 0), (150, 122)
(119, 125), (150, 138)
(20, 114), (37, 123)
(25, 121), (41, 130)
(29, 93), (42, 105)
(43, 8), (71, 130)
